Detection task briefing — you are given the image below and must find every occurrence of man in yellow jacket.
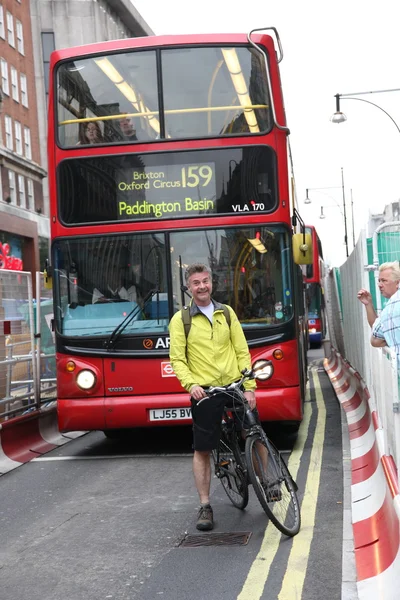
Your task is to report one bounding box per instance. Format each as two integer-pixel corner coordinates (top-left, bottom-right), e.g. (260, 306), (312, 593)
(169, 263), (256, 531)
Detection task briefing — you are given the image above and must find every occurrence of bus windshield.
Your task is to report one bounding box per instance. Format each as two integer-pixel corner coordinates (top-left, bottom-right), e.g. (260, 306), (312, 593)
(53, 225), (292, 339)
(307, 282), (323, 318)
(57, 45), (272, 146)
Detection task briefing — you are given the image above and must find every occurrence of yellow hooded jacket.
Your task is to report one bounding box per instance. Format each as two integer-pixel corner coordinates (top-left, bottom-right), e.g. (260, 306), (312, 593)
(169, 300), (256, 393)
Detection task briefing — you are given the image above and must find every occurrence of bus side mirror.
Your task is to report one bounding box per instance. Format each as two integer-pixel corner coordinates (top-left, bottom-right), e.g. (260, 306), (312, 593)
(293, 233), (312, 265)
(44, 259), (53, 290)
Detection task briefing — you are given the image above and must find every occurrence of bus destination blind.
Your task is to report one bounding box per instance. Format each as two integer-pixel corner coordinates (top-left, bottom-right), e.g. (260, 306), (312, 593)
(117, 163), (217, 219)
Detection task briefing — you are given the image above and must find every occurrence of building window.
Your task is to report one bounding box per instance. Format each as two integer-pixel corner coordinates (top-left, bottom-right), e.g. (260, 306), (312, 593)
(15, 121), (22, 154)
(8, 170), (16, 204)
(20, 73), (28, 107)
(18, 174), (25, 208)
(41, 32), (55, 96)
(24, 126), (32, 159)
(11, 66), (18, 101)
(16, 20), (23, 55)
(27, 179), (34, 210)
(6, 12), (14, 47)
(4, 114), (12, 149)
(1, 57), (9, 95)
(0, 5), (5, 39)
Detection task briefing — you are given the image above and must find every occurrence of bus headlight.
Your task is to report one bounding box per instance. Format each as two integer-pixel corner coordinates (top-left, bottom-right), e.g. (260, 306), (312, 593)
(252, 359), (274, 381)
(76, 369), (96, 390)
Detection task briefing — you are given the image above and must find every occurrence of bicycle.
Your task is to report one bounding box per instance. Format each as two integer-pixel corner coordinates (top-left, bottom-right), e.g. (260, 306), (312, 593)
(204, 359), (301, 537)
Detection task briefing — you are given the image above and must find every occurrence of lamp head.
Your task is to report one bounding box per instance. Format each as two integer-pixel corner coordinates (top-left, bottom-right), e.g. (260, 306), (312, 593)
(319, 206), (326, 219)
(330, 111), (347, 124)
(304, 189), (311, 204)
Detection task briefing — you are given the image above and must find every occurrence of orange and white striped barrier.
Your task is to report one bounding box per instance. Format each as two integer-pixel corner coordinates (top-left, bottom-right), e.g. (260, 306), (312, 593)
(325, 350), (400, 600)
(0, 403), (85, 475)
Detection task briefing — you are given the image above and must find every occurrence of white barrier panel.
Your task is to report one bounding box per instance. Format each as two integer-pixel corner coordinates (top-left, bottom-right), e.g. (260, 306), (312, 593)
(325, 352), (400, 599)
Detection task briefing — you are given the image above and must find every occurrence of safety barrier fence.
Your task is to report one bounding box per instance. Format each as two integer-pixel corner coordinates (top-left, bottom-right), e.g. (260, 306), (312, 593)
(326, 228), (400, 485)
(324, 351), (400, 599)
(370, 347), (400, 473)
(0, 270), (88, 475)
(0, 402), (85, 475)
(0, 270), (56, 420)
(325, 225), (400, 598)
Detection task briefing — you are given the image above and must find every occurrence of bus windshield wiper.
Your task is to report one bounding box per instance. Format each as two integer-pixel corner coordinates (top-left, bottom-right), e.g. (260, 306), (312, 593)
(179, 255), (192, 306)
(105, 289), (158, 350)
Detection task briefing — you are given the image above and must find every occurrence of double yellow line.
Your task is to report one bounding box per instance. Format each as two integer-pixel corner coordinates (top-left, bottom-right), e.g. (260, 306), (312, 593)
(238, 370), (327, 599)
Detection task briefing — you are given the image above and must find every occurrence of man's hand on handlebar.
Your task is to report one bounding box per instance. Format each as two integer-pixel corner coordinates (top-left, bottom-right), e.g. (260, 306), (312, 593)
(190, 385), (207, 401)
(244, 390), (256, 410)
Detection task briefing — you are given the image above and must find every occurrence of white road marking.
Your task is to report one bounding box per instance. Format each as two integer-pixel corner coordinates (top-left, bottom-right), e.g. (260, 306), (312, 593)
(32, 453), (193, 461)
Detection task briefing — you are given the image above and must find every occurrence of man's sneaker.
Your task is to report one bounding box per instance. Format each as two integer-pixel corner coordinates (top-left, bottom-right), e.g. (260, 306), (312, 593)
(196, 504), (214, 531)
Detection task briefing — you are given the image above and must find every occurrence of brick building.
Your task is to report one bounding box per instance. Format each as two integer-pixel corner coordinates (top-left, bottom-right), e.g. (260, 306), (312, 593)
(0, 0), (47, 274)
(0, 0), (153, 277)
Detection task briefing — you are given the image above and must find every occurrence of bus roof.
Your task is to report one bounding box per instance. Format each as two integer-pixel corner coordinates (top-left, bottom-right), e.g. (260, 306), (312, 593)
(50, 32), (277, 66)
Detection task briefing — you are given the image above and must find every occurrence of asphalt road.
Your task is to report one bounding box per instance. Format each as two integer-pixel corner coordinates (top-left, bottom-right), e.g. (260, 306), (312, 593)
(0, 350), (344, 600)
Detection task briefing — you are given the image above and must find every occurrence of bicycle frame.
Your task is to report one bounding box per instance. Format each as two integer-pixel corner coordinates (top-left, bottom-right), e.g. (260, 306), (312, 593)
(204, 363), (300, 535)
(211, 389), (292, 493)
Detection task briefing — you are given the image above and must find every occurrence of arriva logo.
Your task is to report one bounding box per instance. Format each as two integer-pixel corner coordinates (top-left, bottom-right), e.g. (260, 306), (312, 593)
(143, 337), (170, 349)
(155, 337), (170, 349)
(108, 387), (133, 392)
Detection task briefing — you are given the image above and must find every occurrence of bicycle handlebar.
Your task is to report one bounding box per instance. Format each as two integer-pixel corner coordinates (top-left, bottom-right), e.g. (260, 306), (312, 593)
(197, 360), (273, 404)
(203, 369), (253, 400)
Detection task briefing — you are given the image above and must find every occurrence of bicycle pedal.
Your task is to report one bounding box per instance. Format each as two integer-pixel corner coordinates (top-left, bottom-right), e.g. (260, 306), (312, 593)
(219, 460), (230, 467)
(267, 488), (282, 502)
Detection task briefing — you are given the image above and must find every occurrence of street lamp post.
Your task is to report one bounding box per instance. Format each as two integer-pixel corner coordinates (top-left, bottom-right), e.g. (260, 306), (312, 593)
(340, 167), (349, 257)
(350, 189), (356, 247)
(330, 88), (400, 252)
(304, 168), (349, 257)
(331, 88), (400, 133)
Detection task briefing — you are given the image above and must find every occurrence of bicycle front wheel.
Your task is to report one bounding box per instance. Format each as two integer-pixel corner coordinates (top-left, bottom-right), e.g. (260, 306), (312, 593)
(245, 433), (301, 536)
(212, 434), (249, 510)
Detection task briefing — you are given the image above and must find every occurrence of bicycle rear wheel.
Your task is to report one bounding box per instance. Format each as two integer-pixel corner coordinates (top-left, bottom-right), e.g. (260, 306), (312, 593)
(245, 432), (301, 536)
(212, 432), (249, 510)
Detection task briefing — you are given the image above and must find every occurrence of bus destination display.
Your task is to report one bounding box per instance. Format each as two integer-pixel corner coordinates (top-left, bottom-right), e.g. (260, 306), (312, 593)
(57, 147), (277, 225)
(117, 163), (216, 219)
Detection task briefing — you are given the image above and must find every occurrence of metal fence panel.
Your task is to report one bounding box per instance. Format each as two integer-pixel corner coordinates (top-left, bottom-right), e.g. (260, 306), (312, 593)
(326, 225), (400, 481)
(36, 272), (56, 401)
(373, 223), (400, 313)
(0, 271), (37, 418)
(370, 347), (400, 465)
(324, 269), (345, 357)
(339, 231), (371, 383)
(0, 271), (55, 419)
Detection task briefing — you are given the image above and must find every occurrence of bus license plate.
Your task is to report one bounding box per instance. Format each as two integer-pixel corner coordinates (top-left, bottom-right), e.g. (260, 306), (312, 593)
(149, 407), (192, 421)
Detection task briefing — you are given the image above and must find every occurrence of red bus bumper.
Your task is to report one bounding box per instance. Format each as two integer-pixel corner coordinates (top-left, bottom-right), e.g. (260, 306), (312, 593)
(57, 386), (302, 432)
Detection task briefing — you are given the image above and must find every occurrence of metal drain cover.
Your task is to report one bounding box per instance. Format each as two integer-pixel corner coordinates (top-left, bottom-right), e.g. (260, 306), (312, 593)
(179, 531), (252, 547)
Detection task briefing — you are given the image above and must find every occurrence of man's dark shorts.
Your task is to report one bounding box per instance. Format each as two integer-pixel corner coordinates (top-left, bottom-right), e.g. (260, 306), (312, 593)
(190, 392), (260, 452)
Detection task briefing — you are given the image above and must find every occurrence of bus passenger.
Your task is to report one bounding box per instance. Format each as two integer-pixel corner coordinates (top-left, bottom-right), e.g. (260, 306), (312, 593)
(119, 116), (138, 141)
(169, 263), (257, 531)
(77, 121), (104, 145)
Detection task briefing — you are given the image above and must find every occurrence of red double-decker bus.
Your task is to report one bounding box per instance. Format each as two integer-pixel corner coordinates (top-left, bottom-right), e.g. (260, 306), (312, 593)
(305, 225), (326, 347)
(47, 28), (309, 437)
